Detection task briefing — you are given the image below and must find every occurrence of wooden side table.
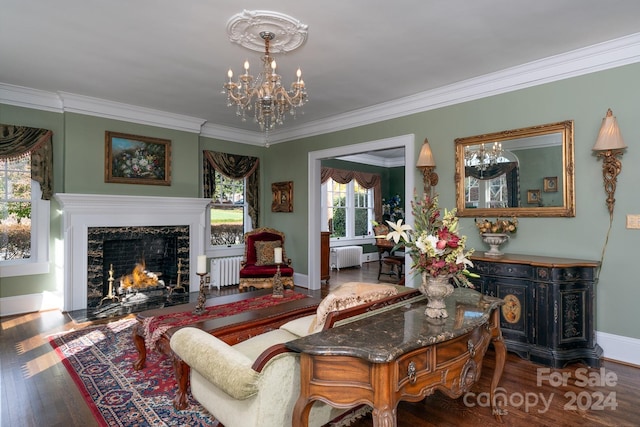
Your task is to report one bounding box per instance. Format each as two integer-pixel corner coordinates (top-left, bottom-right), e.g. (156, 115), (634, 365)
(287, 289), (506, 427)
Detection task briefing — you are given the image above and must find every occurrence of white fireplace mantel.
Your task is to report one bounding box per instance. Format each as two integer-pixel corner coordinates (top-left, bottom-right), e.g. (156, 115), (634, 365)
(56, 193), (211, 311)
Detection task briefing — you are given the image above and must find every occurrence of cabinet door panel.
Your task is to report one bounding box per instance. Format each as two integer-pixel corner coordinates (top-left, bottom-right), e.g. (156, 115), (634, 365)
(491, 278), (532, 344)
(556, 284), (592, 348)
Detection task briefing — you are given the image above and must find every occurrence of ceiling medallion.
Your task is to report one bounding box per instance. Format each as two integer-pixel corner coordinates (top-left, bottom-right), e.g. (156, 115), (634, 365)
(226, 10), (308, 54)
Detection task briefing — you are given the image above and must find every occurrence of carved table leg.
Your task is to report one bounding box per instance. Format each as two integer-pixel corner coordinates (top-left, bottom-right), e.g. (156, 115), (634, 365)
(489, 309), (506, 422)
(132, 322), (147, 371)
(371, 406), (397, 427)
(292, 397), (312, 427)
(172, 354), (190, 410)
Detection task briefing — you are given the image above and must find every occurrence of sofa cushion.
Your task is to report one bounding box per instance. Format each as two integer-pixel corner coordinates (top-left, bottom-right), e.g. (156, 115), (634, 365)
(170, 327), (260, 400)
(246, 232), (283, 265)
(279, 314), (316, 337)
(254, 240), (282, 266)
(308, 282), (399, 333)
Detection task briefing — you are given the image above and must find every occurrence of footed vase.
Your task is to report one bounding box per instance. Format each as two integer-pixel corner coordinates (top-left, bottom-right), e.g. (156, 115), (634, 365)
(419, 272), (454, 318)
(481, 233), (509, 257)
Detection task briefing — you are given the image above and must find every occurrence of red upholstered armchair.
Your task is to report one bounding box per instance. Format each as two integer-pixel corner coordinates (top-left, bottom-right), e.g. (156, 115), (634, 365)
(239, 227), (295, 292)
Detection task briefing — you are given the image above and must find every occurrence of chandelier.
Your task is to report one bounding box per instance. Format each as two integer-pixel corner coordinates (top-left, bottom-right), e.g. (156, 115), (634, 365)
(222, 11), (309, 143)
(465, 142), (504, 171)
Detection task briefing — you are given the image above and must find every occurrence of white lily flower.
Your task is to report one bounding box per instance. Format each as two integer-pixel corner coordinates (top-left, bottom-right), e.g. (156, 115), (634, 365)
(456, 252), (474, 268)
(424, 234), (444, 255)
(385, 219), (412, 244)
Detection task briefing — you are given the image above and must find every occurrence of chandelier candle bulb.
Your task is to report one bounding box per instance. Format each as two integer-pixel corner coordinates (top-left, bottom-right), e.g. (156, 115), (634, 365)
(274, 247), (283, 264)
(197, 255), (207, 274)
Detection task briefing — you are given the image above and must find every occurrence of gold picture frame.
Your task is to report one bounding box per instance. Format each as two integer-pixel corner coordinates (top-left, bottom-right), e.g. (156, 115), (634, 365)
(527, 189), (541, 204)
(543, 176), (558, 192)
(272, 181), (293, 212)
(105, 131), (171, 185)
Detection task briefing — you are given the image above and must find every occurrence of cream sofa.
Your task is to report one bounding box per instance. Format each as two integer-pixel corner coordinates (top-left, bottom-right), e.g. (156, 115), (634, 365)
(170, 283), (422, 427)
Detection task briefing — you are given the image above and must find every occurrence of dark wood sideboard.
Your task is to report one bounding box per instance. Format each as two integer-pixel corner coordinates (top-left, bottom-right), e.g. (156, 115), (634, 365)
(469, 253), (603, 368)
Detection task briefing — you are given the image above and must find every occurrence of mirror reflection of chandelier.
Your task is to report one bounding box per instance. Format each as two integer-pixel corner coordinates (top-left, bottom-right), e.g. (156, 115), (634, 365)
(465, 142), (504, 171)
(223, 11), (309, 143)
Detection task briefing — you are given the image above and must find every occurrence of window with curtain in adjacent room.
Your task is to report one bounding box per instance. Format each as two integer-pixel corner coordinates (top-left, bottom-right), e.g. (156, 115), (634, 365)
(321, 167), (380, 242)
(0, 124), (52, 277)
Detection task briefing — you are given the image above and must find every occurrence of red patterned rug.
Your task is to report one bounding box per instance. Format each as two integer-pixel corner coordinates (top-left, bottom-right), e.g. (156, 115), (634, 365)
(50, 317), (213, 426)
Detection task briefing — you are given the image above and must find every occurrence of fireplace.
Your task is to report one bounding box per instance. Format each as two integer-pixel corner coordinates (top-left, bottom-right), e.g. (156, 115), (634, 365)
(86, 225), (190, 311)
(56, 194), (211, 312)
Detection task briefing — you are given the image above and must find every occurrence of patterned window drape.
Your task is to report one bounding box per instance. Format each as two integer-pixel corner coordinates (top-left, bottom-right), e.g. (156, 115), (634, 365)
(203, 150), (260, 228)
(0, 124), (54, 200)
(321, 167), (382, 221)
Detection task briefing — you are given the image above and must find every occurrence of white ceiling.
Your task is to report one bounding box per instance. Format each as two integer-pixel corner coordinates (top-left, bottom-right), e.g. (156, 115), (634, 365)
(2, 1), (640, 145)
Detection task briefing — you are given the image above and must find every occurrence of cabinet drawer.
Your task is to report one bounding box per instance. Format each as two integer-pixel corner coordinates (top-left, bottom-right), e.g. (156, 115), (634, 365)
(537, 266), (596, 282)
(473, 261), (533, 279)
(396, 347), (432, 388)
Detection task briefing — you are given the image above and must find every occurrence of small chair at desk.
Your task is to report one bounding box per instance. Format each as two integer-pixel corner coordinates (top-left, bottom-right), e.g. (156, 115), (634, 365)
(374, 224), (405, 282)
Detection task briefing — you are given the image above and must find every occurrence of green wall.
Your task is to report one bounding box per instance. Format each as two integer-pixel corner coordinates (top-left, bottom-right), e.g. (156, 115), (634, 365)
(1, 62), (639, 341)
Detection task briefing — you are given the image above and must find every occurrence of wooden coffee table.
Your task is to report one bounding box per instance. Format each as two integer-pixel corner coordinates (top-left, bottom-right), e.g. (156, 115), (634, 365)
(132, 289), (321, 409)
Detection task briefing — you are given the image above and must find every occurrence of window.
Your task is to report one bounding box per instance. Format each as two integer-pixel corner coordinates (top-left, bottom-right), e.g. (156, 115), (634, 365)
(323, 178), (373, 240)
(0, 155), (49, 277)
(465, 174), (509, 209)
(209, 172), (248, 246)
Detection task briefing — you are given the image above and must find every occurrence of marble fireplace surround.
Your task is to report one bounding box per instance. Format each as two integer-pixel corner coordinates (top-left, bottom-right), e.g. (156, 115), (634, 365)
(56, 194), (211, 312)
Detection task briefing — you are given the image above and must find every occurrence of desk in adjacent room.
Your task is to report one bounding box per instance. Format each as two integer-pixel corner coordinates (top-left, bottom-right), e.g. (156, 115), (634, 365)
(286, 288), (506, 427)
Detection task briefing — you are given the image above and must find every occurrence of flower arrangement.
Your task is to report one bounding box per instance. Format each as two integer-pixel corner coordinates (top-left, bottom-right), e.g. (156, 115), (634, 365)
(115, 147), (165, 179)
(475, 217), (518, 235)
(382, 194), (404, 222)
(383, 193), (476, 288)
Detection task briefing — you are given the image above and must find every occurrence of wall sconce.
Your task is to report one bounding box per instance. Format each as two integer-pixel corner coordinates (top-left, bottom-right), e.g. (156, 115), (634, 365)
(416, 138), (438, 195)
(592, 108), (627, 220)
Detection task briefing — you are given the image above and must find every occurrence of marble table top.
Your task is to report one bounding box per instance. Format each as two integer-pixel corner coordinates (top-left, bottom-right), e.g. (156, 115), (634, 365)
(286, 288), (504, 363)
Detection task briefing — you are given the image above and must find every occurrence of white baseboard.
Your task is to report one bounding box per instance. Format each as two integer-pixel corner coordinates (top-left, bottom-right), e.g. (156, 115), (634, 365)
(596, 331), (640, 366)
(0, 291), (63, 317)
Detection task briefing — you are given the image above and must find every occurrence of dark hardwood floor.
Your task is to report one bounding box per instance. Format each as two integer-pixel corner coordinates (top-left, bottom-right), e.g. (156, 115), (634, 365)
(1, 261), (638, 426)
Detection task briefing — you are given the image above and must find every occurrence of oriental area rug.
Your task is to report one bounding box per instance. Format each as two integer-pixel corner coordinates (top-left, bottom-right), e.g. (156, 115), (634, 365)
(49, 292), (369, 426)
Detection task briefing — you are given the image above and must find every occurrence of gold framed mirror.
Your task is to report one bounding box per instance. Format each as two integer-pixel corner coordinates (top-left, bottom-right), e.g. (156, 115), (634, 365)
(455, 120), (575, 217)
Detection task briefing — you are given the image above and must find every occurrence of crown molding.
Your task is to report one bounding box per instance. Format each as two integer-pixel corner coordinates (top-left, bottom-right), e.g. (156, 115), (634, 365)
(58, 92), (206, 133)
(0, 83), (63, 112)
(200, 122), (264, 145)
(2, 33), (639, 141)
(338, 153), (405, 168)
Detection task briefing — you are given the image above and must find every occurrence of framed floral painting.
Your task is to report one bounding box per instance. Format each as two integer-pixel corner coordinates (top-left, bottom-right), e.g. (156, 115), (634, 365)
(105, 131), (171, 185)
